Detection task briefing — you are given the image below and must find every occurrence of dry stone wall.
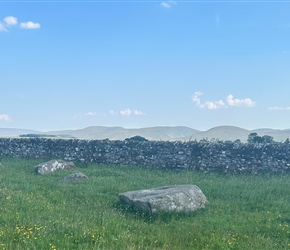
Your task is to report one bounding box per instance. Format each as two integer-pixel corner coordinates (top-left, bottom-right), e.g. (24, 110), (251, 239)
(1, 138), (290, 174)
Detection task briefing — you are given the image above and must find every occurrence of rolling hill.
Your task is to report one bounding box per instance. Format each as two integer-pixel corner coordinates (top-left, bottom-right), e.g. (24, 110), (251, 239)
(1, 125), (290, 142)
(182, 126), (250, 142)
(45, 126), (200, 141)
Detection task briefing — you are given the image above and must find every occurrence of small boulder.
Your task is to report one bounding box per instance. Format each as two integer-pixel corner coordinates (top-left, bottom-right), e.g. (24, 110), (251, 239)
(35, 159), (75, 175)
(119, 184), (208, 214)
(60, 173), (88, 183)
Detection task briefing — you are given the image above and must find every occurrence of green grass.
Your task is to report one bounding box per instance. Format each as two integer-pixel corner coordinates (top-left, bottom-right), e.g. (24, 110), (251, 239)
(1, 157), (290, 249)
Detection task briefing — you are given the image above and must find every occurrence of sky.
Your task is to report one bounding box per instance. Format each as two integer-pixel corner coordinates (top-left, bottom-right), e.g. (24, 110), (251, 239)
(0, 0), (290, 131)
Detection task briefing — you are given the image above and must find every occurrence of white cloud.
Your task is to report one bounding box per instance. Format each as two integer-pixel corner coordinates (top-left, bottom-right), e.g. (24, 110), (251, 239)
(160, 0), (176, 9)
(161, 2), (171, 8)
(203, 100), (226, 110)
(192, 92), (225, 110)
(0, 114), (11, 121)
(192, 92), (255, 110)
(133, 110), (145, 115)
(0, 16), (17, 32)
(120, 109), (132, 116)
(4, 16), (17, 26)
(226, 94), (256, 107)
(192, 91), (203, 106)
(111, 109), (145, 116)
(20, 21), (41, 29)
(0, 23), (6, 31)
(268, 106), (290, 111)
(84, 112), (96, 116)
(73, 112), (98, 119)
(0, 16), (40, 31)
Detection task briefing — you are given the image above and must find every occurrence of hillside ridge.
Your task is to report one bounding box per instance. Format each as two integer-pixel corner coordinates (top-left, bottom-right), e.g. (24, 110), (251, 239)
(1, 125), (290, 142)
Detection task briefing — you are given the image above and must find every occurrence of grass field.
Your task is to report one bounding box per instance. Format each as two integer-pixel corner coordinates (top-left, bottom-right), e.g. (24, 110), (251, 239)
(0, 158), (290, 249)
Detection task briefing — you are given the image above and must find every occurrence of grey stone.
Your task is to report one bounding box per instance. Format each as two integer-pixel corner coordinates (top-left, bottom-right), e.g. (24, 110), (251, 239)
(60, 173), (88, 183)
(119, 184), (208, 214)
(35, 159), (75, 175)
(1, 138), (290, 174)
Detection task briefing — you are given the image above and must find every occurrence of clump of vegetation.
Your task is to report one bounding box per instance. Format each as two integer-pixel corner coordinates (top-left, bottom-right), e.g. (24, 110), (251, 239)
(0, 158), (290, 249)
(247, 132), (274, 144)
(125, 135), (148, 141)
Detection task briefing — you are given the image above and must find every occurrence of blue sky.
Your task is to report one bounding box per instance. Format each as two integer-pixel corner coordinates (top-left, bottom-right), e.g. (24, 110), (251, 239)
(0, 1), (290, 131)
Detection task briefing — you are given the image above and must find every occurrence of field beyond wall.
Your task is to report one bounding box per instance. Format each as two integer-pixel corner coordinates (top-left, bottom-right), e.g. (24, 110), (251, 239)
(0, 158), (290, 249)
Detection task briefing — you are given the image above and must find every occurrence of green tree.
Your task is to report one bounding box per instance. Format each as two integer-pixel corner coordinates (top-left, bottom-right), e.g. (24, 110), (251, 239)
(125, 135), (148, 142)
(247, 133), (274, 144)
(261, 135), (274, 143)
(247, 133), (259, 143)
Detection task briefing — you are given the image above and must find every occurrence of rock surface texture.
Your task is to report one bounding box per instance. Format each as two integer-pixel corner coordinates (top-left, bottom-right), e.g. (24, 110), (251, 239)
(119, 185), (208, 214)
(35, 159), (75, 175)
(60, 173), (88, 183)
(1, 138), (290, 174)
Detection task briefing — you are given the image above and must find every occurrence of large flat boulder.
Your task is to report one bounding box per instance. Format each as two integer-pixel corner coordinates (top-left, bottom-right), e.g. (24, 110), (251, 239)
(35, 159), (75, 175)
(119, 184), (208, 214)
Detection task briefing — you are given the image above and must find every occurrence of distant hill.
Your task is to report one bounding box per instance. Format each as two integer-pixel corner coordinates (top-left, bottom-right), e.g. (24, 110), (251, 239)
(46, 126), (200, 141)
(0, 128), (41, 137)
(182, 126), (250, 142)
(182, 126), (290, 142)
(1, 125), (290, 142)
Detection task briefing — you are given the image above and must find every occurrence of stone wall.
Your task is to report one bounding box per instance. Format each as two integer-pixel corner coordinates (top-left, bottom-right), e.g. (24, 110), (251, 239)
(1, 138), (290, 174)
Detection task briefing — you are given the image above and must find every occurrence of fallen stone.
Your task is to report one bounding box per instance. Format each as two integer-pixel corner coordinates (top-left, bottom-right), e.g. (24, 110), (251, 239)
(119, 184), (208, 214)
(60, 173), (88, 183)
(35, 159), (75, 175)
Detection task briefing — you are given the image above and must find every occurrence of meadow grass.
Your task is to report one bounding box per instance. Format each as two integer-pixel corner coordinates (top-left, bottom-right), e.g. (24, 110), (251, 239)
(0, 157), (290, 249)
